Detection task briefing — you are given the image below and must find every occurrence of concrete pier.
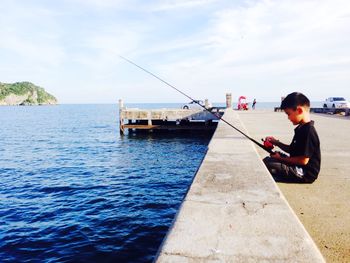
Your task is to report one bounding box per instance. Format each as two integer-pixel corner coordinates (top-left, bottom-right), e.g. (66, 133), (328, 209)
(156, 109), (325, 262)
(238, 110), (350, 262)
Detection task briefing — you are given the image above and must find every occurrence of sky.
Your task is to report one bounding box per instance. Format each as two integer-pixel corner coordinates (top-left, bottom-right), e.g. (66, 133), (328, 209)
(1, 0), (350, 103)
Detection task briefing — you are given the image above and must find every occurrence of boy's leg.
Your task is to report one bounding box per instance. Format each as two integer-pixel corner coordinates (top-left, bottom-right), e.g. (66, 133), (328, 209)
(263, 157), (306, 183)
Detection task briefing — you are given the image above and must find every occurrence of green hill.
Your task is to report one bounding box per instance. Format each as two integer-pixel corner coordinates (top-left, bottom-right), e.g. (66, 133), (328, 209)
(0, 82), (57, 105)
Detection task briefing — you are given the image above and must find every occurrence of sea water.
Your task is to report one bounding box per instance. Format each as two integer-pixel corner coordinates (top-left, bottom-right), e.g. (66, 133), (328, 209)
(0, 101), (321, 262)
(0, 104), (212, 262)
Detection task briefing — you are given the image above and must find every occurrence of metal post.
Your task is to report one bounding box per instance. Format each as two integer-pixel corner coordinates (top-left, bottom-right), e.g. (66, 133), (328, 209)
(205, 99), (209, 109)
(147, 111), (152, 126)
(226, 93), (232, 109)
(119, 99), (125, 135)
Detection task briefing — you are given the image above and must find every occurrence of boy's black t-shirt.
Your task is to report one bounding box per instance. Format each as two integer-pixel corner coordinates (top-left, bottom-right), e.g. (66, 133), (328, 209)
(289, 121), (321, 182)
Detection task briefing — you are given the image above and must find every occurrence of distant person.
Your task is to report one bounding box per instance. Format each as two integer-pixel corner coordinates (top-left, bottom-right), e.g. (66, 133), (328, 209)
(252, 99), (256, 109)
(263, 92), (321, 183)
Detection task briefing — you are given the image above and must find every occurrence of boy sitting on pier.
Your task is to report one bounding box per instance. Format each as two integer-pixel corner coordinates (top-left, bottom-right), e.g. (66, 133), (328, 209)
(263, 92), (321, 183)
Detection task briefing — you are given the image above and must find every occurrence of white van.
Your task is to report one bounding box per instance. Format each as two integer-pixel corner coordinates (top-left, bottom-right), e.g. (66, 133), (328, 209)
(323, 97), (350, 108)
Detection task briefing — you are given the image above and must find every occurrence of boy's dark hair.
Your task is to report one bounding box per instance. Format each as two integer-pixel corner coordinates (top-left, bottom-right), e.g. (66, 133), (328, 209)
(281, 92), (310, 110)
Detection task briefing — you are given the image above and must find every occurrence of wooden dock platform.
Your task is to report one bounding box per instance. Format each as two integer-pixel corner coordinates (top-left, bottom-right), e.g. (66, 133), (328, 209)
(119, 107), (223, 134)
(118, 95), (233, 134)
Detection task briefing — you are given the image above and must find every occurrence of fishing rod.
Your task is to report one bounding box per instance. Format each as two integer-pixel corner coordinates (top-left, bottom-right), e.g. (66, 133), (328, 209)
(119, 55), (274, 154)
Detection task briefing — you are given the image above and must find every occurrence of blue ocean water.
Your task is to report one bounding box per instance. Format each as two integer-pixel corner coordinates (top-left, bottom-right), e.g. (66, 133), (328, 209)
(0, 104), (213, 263)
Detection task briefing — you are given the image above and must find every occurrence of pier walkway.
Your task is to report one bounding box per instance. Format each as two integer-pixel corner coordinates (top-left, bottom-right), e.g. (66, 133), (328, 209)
(238, 110), (350, 262)
(156, 109), (325, 262)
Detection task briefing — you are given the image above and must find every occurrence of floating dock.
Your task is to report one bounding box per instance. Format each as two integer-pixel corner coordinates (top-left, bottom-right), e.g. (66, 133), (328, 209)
(118, 95), (233, 134)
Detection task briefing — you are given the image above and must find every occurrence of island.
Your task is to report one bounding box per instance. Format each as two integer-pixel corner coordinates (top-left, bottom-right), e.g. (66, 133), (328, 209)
(0, 81), (57, 106)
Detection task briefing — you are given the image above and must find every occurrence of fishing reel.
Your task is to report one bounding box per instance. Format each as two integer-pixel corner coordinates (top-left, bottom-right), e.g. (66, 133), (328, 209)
(261, 138), (274, 150)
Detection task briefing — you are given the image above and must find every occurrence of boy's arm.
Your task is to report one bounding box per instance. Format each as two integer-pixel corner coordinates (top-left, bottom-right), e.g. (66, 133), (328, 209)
(275, 141), (290, 153)
(266, 136), (290, 153)
(271, 152), (309, 166)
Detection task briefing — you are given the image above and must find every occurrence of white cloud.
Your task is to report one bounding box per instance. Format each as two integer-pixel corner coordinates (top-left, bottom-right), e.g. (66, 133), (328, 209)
(143, 0), (350, 101)
(74, 30), (141, 70)
(150, 0), (218, 11)
(0, 34), (65, 67)
(0, 1), (65, 67)
(1, 0), (350, 102)
(68, 0), (129, 9)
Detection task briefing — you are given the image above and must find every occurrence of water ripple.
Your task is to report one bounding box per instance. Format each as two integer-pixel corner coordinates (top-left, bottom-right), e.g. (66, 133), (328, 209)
(0, 104), (212, 262)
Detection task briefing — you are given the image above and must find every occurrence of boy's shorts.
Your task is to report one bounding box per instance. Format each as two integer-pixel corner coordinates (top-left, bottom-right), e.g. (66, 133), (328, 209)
(263, 157), (312, 183)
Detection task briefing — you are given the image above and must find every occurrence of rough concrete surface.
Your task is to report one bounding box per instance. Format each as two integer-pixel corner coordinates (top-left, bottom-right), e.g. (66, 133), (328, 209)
(237, 110), (350, 263)
(156, 109), (325, 262)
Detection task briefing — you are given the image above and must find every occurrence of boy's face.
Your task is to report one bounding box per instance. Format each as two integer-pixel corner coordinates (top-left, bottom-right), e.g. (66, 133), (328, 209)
(284, 107), (304, 125)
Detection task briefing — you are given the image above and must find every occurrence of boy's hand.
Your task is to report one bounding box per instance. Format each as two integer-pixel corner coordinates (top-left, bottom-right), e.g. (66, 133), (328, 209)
(265, 136), (279, 145)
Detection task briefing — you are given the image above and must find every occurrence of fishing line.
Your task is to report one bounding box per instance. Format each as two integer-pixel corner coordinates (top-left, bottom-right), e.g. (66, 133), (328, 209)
(119, 55), (273, 154)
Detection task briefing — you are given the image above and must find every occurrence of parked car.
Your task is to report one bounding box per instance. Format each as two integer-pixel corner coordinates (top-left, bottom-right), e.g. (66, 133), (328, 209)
(182, 100), (212, 110)
(323, 97), (350, 108)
